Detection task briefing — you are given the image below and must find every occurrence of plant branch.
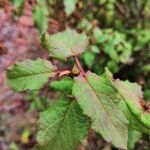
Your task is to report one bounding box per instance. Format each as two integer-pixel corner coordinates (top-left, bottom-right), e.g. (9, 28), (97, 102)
(74, 56), (85, 76)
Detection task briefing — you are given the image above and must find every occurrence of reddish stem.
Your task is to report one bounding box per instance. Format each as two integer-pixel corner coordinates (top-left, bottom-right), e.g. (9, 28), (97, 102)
(74, 56), (85, 76)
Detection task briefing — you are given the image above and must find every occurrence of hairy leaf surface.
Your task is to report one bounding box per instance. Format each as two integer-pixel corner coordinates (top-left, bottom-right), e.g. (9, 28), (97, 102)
(7, 58), (56, 92)
(37, 96), (90, 150)
(73, 71), (128, 149)
(41, 29), (89, 60)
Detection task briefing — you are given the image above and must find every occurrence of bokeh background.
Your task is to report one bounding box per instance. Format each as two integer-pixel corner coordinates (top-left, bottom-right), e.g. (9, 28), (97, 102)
(0, 0), (150, 149)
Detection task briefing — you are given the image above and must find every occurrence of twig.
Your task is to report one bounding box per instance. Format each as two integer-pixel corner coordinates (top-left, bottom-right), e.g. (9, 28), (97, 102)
(74, 56), (85, 76)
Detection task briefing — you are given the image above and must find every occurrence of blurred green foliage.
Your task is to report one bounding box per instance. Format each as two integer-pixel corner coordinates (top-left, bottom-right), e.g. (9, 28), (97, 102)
(64, 0), (77, 16)
(32, 0), (49, 34)
(12, 0), (24, 17)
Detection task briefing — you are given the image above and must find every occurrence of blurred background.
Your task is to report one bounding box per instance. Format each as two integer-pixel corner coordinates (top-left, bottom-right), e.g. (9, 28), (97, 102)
(0, 0), (150, 149)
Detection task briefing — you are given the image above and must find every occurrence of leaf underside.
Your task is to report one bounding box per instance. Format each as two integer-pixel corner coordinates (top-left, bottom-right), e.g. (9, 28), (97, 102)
(6, 58), (56, 92)
(73, 71), (129, 149)
(37, 96), (90, 150)
(41, 29), (89, 60)
(114, 79), (150, 133)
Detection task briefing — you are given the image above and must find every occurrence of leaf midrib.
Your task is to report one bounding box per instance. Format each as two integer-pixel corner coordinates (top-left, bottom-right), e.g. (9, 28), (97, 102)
(83, 74), (126, 145)
(42, 100), (75, 145)
(8, 71), (55, 79)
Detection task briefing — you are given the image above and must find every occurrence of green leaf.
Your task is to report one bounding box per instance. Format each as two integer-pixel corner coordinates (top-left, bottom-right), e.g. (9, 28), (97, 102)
(32, 0), (48, 34)
(6, 58), (56, 92)
(144, 89), (150, 101)
(93, 28), (132, 64)
(37, 96), (90, 150)
(73, 71), (128, 149)
(50, 77), (74, 94)
(114, 79), (150, 133)
(83, 52), (95, 68)
(64, 0), (77, 16)
(91, 45), (100, 53)
(127, 129), (141, 149)
(41, 29), (89, 60)
(142, 64), (150, 72)
(12, 0), (24, 8)
(12, 0), (24, 16)
(93, 27), (107, 44)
